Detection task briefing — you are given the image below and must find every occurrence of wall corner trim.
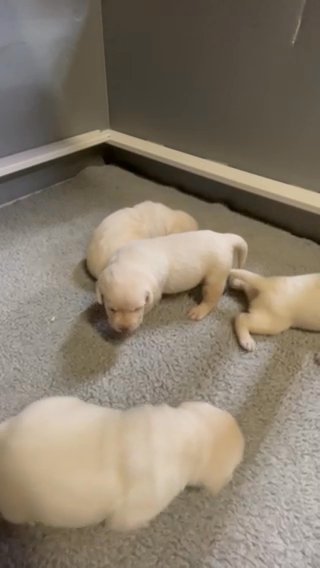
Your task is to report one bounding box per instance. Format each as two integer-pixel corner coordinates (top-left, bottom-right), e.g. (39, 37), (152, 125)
(107, 131), (320, 216)
(1, 128), (319, 216)
(0, 130), (112, 179)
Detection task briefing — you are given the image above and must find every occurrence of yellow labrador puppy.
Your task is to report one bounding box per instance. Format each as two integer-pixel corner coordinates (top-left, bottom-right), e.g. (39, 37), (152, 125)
(96, 230), (248, 333)
(86, 201), (198, 278)
(0, 396), (244, 530)
(229, 269), (320, 351)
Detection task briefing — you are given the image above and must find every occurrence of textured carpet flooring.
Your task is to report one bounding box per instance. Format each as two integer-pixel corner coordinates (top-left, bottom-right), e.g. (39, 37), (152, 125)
(0, 165), (319, 568)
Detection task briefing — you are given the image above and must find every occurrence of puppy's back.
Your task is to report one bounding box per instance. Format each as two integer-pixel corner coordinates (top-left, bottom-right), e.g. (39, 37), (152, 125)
(116, 404), (192, 489)
(86, 202), (197, 278)
(134, 201), (198, 236)
(108, 403), (201, 530)
(0, 397), (120, 526)
(86, 207), (142, 277)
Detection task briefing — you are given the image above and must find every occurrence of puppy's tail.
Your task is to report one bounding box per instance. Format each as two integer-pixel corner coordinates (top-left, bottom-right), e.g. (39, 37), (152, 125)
(229, 269), (264, 292)
(227, 234), (248, 268)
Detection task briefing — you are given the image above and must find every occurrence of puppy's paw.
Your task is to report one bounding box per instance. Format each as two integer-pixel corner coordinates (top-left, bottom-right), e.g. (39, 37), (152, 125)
(239, 335), (256, 352)
(229, 276), (243, 290)
(188, 303), (212, 321)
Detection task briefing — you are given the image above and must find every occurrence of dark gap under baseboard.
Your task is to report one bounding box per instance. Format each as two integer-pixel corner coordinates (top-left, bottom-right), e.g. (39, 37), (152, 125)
(104, 145), (320, 245)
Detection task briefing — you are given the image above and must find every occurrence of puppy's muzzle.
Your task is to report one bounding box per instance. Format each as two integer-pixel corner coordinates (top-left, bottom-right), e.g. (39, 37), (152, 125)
(115, 324), (133, 334)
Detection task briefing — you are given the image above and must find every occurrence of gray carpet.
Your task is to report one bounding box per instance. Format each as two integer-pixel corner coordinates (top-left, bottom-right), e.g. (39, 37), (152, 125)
(0, 165), (319, 568)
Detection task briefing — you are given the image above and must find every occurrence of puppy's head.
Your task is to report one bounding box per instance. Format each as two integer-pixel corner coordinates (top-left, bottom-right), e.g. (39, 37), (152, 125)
(96, 266), (153, 334)
(169, 210), (198, 234)
(180, 402), (244, 494)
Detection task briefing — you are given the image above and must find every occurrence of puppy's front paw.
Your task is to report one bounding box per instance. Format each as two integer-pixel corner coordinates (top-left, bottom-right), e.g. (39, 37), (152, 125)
(188, 303), (211, 321)
(239, 335), (256, 352)
(229, 276), (243, 290)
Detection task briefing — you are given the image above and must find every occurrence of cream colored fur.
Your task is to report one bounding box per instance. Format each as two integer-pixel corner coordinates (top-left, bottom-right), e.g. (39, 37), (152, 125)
(229, 269), (320, 351)
(86, 201), (198, 278)
(0, 396), (244, 530)
(96, 230), (248, 333)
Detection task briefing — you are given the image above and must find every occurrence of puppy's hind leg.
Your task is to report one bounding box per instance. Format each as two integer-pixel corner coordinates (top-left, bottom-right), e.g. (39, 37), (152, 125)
(188, 273), (226, 321)
(234, 310), (290, 352)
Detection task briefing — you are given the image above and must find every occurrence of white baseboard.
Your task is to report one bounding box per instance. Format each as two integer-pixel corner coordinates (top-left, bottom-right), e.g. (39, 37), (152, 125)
(107, 130), (320, 216)
(0, 130), (111, 179)
(1, 128), (320, 216)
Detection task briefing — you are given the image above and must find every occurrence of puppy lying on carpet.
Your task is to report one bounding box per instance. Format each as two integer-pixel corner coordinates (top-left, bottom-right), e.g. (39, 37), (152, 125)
(229, 269), (320, 351)
(96, 230), (248, 333)
(0, 396), (244, 530)
(86, 201), (198, 278)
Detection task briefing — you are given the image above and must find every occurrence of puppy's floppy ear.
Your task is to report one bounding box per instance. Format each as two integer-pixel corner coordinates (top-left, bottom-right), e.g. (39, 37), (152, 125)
(145, 289), (153, 306)
(96, 282), (103, 305)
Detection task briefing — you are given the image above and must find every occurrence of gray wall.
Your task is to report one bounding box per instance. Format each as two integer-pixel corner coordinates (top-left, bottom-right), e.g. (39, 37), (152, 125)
(103, 0), (320, 192)
(0, 150), (104, 206)
(0, 0), (108, 159)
